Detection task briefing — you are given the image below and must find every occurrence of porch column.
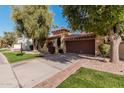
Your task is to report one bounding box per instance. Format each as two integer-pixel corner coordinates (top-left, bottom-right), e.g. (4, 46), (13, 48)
(95, 36), (104, 56)
(54, 39), (59, 54)
(61, 34), (66, 53)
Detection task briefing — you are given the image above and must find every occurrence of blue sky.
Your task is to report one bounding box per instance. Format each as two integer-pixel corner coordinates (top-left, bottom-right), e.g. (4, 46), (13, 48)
(49, 5), (68, 30)
(0, 5), (68, 36)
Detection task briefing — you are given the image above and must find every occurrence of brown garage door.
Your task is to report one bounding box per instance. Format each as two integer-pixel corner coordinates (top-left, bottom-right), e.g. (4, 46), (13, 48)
(66, 39), (95, 55)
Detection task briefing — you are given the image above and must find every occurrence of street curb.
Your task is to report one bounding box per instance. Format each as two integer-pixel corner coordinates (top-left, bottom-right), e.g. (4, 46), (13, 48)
(0, 52), (9, 64)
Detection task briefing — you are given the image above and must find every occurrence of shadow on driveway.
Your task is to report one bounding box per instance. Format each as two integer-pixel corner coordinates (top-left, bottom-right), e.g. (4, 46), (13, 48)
(42, 53), (105, 63)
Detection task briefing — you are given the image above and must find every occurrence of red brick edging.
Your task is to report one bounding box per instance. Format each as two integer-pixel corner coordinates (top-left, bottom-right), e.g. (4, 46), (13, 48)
(33, 61), (82, 88)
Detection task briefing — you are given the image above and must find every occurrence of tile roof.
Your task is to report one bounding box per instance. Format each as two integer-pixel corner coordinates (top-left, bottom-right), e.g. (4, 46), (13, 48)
(52, 28), (69, 35)
(64, 33), (96, 41)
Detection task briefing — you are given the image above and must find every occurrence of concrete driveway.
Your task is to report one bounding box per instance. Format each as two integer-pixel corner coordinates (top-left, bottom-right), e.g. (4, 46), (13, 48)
(11, 53), (80, 88)
(2, 52), (123, 88)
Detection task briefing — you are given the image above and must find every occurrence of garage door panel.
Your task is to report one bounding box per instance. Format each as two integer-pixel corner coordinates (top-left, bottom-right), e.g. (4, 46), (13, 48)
(66, 39), (95, 55)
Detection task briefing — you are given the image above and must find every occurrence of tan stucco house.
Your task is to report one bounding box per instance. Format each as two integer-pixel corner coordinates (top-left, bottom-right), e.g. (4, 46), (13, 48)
(45, 28), (104, 56)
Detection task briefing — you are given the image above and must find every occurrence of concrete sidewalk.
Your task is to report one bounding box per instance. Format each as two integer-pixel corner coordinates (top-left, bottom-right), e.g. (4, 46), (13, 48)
(0, 53), (8, 64)
(0, 64), (19, 88)
(0, 53), (19, 88)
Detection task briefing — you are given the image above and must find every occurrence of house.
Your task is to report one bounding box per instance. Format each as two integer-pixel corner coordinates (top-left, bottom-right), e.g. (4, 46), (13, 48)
(45, 28), (103, 55)
(11, 35), (33, 51)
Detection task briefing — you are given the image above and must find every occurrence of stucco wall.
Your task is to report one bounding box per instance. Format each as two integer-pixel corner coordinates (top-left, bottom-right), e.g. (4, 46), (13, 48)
(13, 43), (21, 50)
(12, 36), (33, 51)
(119, 41), (124, 60)
(95, 36), (104, 56)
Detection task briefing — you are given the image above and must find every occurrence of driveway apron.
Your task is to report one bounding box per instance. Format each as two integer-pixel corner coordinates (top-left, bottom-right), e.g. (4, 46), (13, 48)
(11, 54), (79, 88)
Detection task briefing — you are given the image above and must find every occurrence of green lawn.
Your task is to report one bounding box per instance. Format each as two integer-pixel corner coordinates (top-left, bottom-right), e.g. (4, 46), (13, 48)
(0, 48), (9, 52)
(3, 52), (39, 63)
(58, 67), (124, 88)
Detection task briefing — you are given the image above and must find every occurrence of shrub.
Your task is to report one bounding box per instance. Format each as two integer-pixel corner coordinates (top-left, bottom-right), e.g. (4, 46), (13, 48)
(59, 48), (64, 54)
(16, 52), (25, 56)
(99, 43), (110, 57)
(48, 46), (55, 54)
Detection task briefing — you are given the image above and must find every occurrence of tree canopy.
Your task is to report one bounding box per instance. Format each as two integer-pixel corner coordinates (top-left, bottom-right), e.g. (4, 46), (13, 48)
(62, 5), (124, 63)
(62, 5), (124, 36)
(12, 5), (53, 49)
(0, 31), (17, 48)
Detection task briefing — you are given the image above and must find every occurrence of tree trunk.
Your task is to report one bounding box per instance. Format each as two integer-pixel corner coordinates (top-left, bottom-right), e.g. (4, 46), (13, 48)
(20, 43), (23, 54)
(33, 39), (37, 50)
(38, 41), (45, 51)
(110, 36), (122, 63)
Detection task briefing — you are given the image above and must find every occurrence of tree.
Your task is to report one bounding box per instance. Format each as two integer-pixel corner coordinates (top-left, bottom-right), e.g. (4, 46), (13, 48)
(0, 37), (5, 48)
(3, 32), (17, 47)
(62, 5), (124, 63)
(12, 5), (52, 51)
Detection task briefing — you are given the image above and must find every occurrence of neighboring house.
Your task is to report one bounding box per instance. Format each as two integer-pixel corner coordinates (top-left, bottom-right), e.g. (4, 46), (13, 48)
(11, 35), (33, 51)
(45, 28), (104, 56)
